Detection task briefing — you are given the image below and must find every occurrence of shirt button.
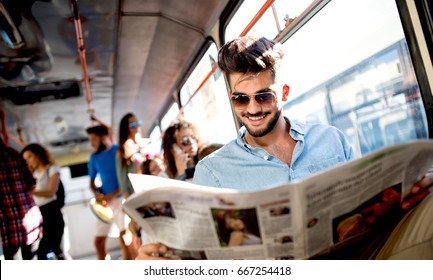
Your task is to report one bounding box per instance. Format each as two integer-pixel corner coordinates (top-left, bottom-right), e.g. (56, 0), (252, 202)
(263, 156), (269, 160)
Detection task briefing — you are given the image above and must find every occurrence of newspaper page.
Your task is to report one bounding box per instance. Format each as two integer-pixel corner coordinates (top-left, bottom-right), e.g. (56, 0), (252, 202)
(298, 140), (433, 258)
(123, 140), (433, 260)
(124, 175), (301, 259)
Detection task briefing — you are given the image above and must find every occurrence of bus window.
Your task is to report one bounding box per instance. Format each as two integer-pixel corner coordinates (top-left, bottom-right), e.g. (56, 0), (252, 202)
(149, 125), (162, 155)
(224, 0), (314, 41)
(225, 0), (268, 41)
(284, 88), (328, 125)
(160, 103), (179, 131)
(180, 43), (236, 144)
(281, 0), (428, 156)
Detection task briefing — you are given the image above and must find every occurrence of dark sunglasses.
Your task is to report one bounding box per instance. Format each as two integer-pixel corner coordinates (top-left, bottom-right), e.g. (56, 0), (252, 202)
(230, 92), (276, 107)
(129, 121), (142, 128)
(180, 136), (197, 146)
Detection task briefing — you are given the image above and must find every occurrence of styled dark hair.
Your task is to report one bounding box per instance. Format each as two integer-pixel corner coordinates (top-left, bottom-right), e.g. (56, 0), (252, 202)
(218, 36), (284, 79)
(21, 143), (53, 165)
(86, 125), (109, 136)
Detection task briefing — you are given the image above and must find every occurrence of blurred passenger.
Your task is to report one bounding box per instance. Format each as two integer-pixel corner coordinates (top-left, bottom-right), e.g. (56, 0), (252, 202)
(116, 112), (150, 258)
(141, 155), (168, 178)
(86, 125), (131, 260)
(0, 138), (43, 260)
(116, 112), (149, 198)
(198, 143), (224, 161)
(161, 119), (201, 181)
(21, 143), (65, 260)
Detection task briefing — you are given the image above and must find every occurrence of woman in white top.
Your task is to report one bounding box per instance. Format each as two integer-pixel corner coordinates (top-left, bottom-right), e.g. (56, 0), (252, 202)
(22, 143), (65, 260)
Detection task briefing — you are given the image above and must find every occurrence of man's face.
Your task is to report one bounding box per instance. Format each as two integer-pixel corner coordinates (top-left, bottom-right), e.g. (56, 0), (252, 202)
(149, 158), (165, 176)
(229, 70), (282, 138)
(88, 133), (105, 152)
(175, 127), (199, 158)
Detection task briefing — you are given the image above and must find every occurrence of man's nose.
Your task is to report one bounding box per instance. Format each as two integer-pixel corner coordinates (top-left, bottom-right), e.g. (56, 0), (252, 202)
(246, 96), (262, 112)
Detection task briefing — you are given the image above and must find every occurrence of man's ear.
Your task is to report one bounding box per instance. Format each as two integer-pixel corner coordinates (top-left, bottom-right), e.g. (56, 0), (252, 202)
(282, 84), (290, 101)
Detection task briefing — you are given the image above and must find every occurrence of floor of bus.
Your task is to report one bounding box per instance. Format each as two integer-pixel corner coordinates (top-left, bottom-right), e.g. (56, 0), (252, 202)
(75, 249), (123, 260)
(0, 247), (123, 260)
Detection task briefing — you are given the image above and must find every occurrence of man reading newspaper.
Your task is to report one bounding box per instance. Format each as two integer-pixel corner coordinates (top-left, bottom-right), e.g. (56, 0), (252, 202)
(136, 36), (433, 260)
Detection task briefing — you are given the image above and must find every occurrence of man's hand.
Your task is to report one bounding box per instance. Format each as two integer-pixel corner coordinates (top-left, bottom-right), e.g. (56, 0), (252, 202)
(136, 243), (178, 260)
(103, 192), (118, 203)
(95, 193), (107, 206)
(401, 172), (433, 210)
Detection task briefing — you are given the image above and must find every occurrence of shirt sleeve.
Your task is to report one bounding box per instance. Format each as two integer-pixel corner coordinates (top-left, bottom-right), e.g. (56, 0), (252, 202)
(338, 129), (357, 160)
(48, 165), (61, 177)
(192, 161), (220, 188)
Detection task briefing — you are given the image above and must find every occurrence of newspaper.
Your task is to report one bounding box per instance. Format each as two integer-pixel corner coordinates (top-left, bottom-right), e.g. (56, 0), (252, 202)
(123, 140), (433, 260)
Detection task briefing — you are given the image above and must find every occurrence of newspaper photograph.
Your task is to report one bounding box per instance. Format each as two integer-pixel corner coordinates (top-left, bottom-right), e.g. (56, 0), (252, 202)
(123, 140), (433, 259)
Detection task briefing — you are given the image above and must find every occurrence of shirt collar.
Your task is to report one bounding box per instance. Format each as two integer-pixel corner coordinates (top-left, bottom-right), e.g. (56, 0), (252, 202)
(285, 116), (305, 141)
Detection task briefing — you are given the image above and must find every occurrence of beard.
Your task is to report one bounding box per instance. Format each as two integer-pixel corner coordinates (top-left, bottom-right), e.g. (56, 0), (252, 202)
(242, 109), (281, 138)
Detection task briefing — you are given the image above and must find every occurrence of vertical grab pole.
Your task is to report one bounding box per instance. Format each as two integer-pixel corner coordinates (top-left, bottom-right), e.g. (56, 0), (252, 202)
(0, 110), (25, 147)
(70, 0), (95, 121)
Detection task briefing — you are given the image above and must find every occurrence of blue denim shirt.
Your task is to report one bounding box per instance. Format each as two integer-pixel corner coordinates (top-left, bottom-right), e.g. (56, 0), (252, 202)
(193, 117), (355, 191)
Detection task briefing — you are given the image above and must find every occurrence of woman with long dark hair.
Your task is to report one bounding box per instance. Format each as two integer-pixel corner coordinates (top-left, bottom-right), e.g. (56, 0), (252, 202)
(116, 112), (150, 258)
(21, 143), (65, 260)
(116, 112), (150, 197)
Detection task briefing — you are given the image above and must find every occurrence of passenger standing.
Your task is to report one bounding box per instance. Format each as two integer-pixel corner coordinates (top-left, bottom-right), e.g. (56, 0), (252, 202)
(116, 112), (149, 198)
(86, 125), (131, 260)
(0, 138), (43, 260)
(116, 113), (150, 258)
(21, 143), (65, 260)
(161, 119), (201, 181)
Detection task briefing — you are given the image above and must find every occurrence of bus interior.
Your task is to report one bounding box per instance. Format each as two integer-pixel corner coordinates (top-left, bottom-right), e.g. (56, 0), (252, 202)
(0, 0), (432, 259)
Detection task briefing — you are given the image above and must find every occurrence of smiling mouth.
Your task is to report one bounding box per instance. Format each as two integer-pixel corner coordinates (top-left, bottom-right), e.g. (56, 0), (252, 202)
(247, 115), (265, 121)
(243, 112), (269, 124)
